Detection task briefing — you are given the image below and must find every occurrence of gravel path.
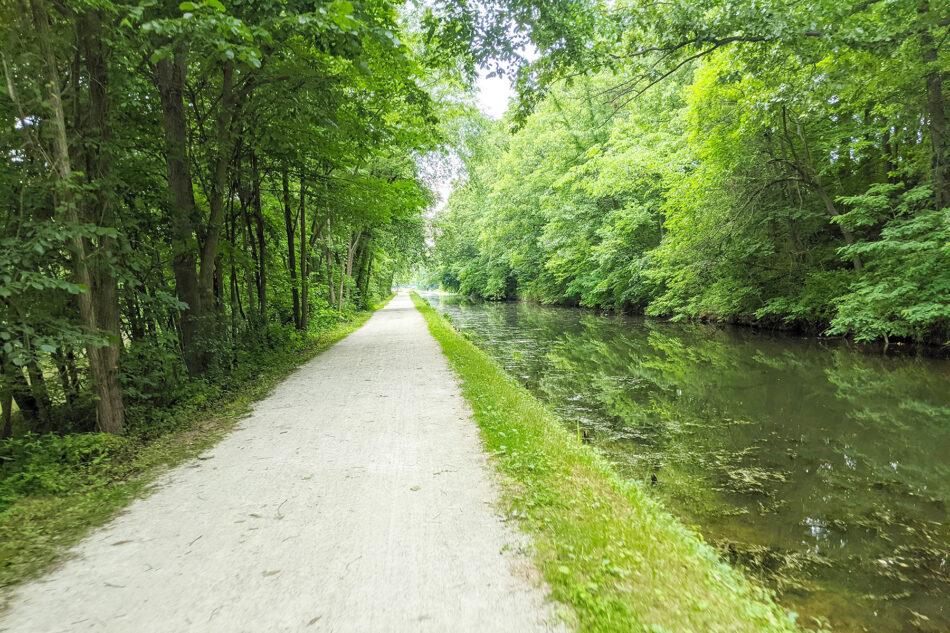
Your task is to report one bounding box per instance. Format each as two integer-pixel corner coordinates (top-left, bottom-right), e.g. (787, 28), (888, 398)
(0, 293), (562, 633)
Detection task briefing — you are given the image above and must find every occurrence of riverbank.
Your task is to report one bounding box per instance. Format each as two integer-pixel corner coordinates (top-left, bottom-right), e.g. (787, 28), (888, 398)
(411, 292), (801, 633)
(0, 298), (392, 591)
(439, 290), (950, 357)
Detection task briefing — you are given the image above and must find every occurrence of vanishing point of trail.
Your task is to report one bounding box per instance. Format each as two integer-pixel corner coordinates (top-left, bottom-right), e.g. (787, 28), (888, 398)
(0, 294), (560, 633)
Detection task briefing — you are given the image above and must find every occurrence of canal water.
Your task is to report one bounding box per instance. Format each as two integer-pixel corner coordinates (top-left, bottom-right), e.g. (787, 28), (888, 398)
(421, 293), (950, 633)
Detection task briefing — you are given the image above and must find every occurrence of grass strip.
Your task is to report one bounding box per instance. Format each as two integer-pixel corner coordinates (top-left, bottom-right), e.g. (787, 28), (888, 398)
(411, 292), (801, 633)
(0, 296), (392, 591)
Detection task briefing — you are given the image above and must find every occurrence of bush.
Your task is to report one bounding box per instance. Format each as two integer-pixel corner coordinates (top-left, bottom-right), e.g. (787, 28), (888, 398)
(0, 433), (135, 510)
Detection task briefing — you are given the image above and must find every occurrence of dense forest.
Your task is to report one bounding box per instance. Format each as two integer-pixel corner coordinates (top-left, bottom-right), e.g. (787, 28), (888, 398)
(430, 0), (950, 347)
(1, 0), (451, 440)
(1, 1), (948, 629)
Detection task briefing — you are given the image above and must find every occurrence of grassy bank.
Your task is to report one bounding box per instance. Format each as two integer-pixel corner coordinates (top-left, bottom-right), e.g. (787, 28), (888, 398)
(0, 297), (391, 590)
(410, 292), (801, 633)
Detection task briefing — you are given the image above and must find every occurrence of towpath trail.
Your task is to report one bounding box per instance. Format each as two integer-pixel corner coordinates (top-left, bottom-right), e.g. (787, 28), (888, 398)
(0, 293), (561, 633)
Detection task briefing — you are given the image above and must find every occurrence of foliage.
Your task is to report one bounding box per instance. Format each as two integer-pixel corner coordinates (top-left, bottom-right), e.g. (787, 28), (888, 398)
(1, 0), (450, 438)
(829, 187), (950, 342)
(430, 0), (950, 345)
(0, 433), (133, 510)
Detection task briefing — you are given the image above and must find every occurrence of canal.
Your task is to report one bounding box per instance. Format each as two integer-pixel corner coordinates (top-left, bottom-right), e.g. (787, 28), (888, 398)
(421, 293), (950, 633)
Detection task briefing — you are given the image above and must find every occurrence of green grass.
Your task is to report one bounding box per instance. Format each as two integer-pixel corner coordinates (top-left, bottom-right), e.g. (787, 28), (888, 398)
(0, 297), (392, 590)
(410, 292), (801, 633)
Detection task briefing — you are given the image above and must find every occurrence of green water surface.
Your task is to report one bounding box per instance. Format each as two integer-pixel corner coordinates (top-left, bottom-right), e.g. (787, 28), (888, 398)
(422, 293), (950, 633)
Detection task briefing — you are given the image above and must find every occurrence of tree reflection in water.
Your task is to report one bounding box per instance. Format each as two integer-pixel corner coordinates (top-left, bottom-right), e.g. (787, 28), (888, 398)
(424, 293), (950, 633)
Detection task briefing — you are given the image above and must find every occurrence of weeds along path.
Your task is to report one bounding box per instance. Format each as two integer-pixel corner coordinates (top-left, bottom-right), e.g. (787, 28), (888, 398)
(0, 293), (561, 633)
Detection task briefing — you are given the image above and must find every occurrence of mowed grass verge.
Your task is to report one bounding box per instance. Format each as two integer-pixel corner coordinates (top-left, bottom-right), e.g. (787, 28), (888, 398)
(0, 296), (392, 592)
(411, 292), (800, 633)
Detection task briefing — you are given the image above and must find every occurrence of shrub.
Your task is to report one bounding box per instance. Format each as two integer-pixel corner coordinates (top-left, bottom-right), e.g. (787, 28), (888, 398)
(0, 433), (135, 510)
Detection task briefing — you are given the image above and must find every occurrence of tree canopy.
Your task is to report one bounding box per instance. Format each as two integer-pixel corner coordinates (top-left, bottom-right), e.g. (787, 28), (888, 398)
(429, 0), (950, 347)
(1, 0), (948, 441)
(1, 0), (455, 436)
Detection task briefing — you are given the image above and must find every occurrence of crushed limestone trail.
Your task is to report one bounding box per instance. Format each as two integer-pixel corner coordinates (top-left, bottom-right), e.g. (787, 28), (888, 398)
(0, 294), (562, 633)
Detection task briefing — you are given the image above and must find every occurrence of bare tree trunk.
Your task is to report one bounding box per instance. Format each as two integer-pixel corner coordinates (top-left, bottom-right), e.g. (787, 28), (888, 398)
(361, 251), (374, 303)
(282, 168), (300, 328)
(78, 9), (124, 432)
(198, 61), (235, 311)
(0, 387), (11, 439)
(298, 174), (308, 331)
(355, 237), (373, 307)
(252, 152), (267, 313)
(52, 349), (77, 407)
(33, 0), (124, 431)
(239, 180), (260, 316)
(813, 184), (863, 272)
(3, 343), (40, 429)
(782, 108), (864, 272)
(344, 229), (362, 303)
(921, 21), (949, 210)
(26, 361), (52, 432)
(227, 208), (241, 334)
(155, 48), (205, 376)
(336, 248), (345, 312)
(1, 351), (15, 439)
(323, 218), (336, 306)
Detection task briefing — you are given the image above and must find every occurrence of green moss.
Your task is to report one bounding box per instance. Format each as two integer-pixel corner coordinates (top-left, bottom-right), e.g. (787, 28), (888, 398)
(410, 292), (801, 633)
(0, 298), (391, 590)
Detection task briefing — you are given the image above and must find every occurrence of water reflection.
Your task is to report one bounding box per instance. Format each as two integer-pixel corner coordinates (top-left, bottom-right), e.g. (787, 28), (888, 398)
(423, 293), (950, 633)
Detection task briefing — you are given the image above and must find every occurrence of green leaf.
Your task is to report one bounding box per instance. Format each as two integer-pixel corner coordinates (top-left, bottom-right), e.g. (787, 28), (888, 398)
(333, 0), (354, 16)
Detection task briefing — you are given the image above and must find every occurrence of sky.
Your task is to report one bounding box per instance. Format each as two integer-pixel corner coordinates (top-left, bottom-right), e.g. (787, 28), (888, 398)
(475, 69), (514, 119)
(421, 67), (513, 227)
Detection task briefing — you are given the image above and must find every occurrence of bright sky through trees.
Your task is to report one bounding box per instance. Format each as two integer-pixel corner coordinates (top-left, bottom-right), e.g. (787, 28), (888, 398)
(476, 68), (513, 118)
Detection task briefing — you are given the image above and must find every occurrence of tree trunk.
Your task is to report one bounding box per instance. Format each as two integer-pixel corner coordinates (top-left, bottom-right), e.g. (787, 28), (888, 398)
(198, 60), (235, 312)
(52, 348), (77, 407)
(1, 351), (15, 439)
(33, 0), (124, 431)
(813, 184), (863, 272)
(782, 108), (864, 272)
(239, 181), (260, 316)
(355, 238), (374, 308)
(0, 385), (11, 440)
(320, 216), (337, 306)
(227, 208), (241, 335)
(921, 25), (949, 210)
(155, 48), (205, 375)
(10, 364), (39, 428)
(282, 169), (300, 328)
(336, 249), (345, 312)
(78, 9), (125, 433)
(252, 152), (267, 313)
(354, 238), (368, 305)
(361, 251), (374, 304)
(26, 361), (53, 432)
(344, 229), (362, 303)
(298, 174), (309, 331)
